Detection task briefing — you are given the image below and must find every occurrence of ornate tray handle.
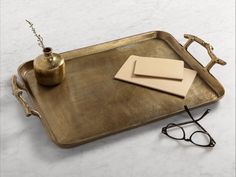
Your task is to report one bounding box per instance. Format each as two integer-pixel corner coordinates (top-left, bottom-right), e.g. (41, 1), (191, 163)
(184, 34), (226, 71)
(11, 75), (41, 118)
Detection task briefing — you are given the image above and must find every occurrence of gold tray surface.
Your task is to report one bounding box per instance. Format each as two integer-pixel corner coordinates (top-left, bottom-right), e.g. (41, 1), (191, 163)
(16, 31), (225, 147)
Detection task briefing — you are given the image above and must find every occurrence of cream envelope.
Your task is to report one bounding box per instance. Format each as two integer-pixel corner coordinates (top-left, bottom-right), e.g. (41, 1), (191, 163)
(134, 56), (184, 80)
(114, 55), (197, 97)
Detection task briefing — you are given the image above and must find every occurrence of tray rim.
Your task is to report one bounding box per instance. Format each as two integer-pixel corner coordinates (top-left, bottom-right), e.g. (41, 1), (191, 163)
(15, 30), (225, 147)
(18, 31), (225, 98)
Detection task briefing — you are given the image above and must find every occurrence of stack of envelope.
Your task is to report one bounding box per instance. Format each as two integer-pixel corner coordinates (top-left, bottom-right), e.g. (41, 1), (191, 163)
(114, 55), (197, 98)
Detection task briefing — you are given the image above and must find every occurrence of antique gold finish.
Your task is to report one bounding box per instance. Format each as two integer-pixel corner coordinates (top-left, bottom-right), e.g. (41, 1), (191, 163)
(11, 75), (41, 118)
(184, 34), (226, 71)
(12, 31), (226, 148)
(33, 47), (65, 86)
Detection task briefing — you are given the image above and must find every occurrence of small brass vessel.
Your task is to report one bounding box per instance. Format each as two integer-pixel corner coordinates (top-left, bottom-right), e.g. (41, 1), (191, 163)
(34, 47), (65, 86)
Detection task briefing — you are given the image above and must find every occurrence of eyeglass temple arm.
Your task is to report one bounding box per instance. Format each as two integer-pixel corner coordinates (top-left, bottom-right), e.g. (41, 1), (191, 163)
(169, 106), (209, 131)
(184, 106), (211, 131)
(184, 106), (210, 121)
(167, 106), (210, 128)
(166, 112), (209, 128)
(167, 119), (201, 129)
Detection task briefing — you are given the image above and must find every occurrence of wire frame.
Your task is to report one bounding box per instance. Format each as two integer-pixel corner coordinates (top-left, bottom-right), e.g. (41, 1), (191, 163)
(161, 105), (216, 147)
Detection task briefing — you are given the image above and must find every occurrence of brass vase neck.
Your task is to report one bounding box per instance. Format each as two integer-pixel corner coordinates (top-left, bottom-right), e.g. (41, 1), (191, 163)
(43, 47), (53, 57)
(43, 47), (53, 63)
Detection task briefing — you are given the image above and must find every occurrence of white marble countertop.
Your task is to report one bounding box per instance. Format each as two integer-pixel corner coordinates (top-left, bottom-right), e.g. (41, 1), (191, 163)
(1, 0), (235, 177)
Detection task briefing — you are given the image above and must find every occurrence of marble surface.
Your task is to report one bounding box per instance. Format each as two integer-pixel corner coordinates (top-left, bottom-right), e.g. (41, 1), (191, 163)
(0, 0), (235, 177)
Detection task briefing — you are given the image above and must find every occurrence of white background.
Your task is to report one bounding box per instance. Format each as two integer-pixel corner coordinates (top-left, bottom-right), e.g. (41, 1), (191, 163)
(0, 1), (235, 177)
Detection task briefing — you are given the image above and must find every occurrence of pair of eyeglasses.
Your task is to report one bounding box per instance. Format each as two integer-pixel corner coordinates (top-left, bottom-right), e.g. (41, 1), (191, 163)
(161, 105), (216, 147)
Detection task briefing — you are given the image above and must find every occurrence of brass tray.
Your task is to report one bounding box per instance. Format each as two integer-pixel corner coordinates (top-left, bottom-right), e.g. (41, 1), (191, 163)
(12, 31), (226, 148)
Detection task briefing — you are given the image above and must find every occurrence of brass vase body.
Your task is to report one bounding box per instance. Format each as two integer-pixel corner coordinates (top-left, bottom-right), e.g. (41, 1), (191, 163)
(33, 47), (65, 86)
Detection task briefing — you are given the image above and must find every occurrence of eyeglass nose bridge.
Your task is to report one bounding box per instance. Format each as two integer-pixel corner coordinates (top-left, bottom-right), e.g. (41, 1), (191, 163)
(185, 138), (191, 142)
